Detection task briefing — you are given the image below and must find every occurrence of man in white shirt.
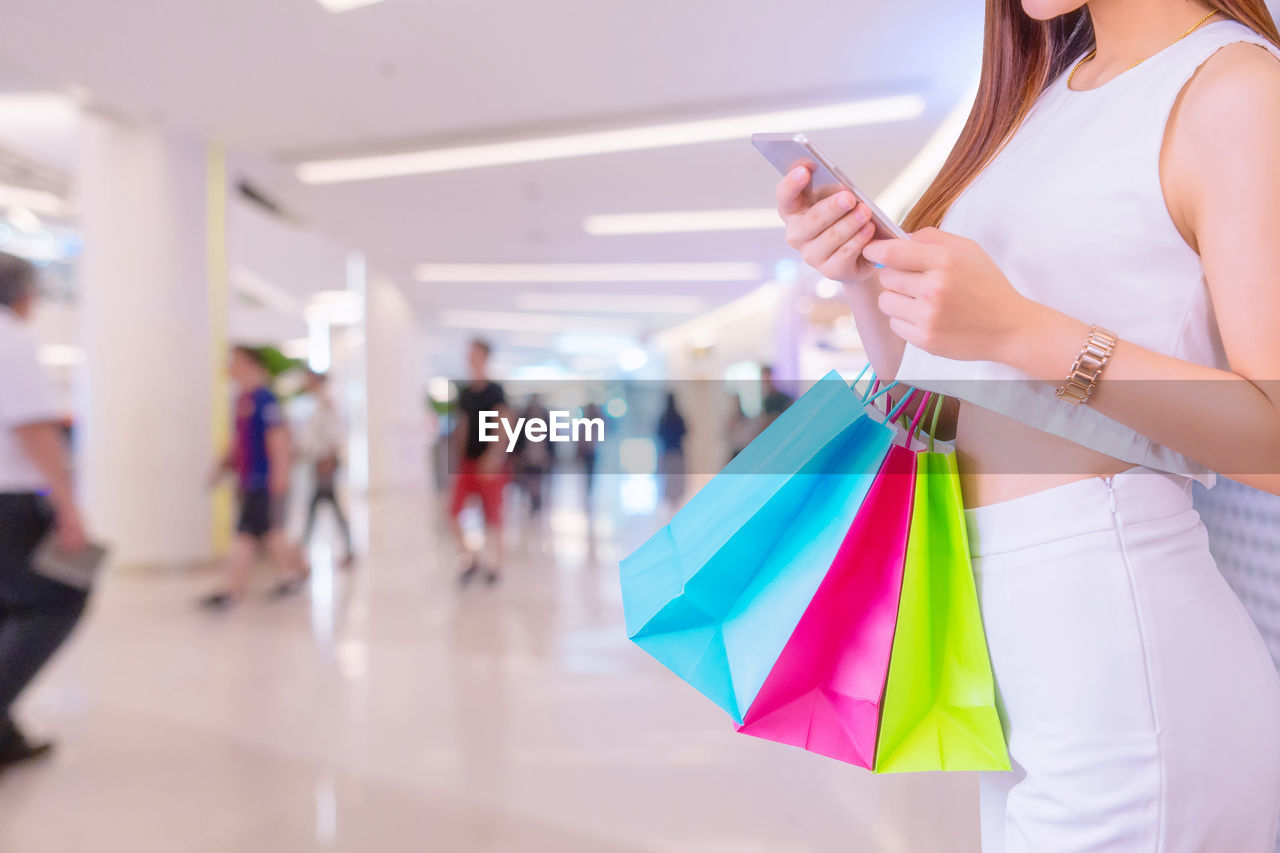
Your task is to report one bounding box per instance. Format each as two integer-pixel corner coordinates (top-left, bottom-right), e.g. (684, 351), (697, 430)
(0, 252), (91, 768)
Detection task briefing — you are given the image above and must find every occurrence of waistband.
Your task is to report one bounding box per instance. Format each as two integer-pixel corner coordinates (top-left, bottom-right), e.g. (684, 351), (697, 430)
(964, 467), (1195, 558)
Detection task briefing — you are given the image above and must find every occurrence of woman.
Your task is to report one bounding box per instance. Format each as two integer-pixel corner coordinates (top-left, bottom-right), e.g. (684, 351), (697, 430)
(775, 1), (1280, 850)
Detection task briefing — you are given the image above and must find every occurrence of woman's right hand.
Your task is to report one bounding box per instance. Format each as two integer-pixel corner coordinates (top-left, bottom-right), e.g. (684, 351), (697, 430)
(777, 165), (879, 285)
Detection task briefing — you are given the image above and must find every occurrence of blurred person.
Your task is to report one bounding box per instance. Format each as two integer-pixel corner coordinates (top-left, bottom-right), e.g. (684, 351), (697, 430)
(450, 339), (507, 586)
(726, 394), (757, 462)
(0, 252), (90, 767)
(656, 392), (688, 508)
(300, 370), (354, 568)
(775, 1), (1280, 847)
(577, 401), (604, 510)
(201, 346), (308, 610)
(759, 365), (794, 427)
(513, 393), (553, 518)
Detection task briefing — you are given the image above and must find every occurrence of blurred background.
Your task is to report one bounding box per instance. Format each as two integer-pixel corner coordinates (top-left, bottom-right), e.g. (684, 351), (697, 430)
(0, 1), (1276, 850)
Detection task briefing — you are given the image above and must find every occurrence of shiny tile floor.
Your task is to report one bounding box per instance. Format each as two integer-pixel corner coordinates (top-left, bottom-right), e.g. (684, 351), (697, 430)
(0, 478), (979, 852)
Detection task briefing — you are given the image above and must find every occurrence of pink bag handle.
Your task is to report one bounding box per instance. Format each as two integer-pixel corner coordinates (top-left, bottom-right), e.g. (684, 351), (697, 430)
(903, 392), (935, 438)
(886, 388), (921, 423)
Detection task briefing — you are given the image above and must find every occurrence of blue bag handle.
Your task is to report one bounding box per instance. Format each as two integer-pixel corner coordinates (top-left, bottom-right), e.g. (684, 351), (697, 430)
(854, 362), (923, 428)
(887, 388), (922, 423)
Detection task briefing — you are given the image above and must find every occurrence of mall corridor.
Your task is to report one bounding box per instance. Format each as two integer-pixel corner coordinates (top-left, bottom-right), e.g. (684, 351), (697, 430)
(3, 1), (1280, 850)
(0, 485), (978, 852)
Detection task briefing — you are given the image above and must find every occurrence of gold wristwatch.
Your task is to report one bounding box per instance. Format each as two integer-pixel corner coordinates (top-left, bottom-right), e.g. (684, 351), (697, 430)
(1055, 325), (1118, 406)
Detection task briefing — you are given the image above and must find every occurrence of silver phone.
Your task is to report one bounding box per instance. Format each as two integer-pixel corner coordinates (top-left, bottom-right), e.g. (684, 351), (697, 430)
(752, 132), (908, 240)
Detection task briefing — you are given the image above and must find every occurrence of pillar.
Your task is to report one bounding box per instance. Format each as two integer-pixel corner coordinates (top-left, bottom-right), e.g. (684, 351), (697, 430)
(364, 274), (426, 495)
(76, 112), (223, 567)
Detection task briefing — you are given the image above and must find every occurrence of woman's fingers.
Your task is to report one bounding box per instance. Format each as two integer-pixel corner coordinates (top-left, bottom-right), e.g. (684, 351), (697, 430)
(879, 267), (928, 298)
(863, 238), (944, 273)
(776, 166), (812, 217)
(805, 208), (874, 267)
(786, 190), (859, 247)
(877, 287), (922, 322)
(828, 220), (878, 265)
(886, 315), (922, 346)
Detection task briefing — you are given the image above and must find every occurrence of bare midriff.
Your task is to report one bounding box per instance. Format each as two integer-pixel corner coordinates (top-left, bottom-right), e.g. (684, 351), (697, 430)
(954, 401), (1137, 509)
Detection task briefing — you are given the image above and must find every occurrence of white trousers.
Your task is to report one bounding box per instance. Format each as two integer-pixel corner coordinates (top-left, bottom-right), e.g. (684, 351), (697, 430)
(966, 468), (1280, 852)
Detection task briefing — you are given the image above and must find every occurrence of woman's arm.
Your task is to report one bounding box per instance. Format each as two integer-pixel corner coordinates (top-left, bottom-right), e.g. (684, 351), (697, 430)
(776, 167), (907, 378)
(841, 271), (907, 380)
(865, 44), (1280, 492)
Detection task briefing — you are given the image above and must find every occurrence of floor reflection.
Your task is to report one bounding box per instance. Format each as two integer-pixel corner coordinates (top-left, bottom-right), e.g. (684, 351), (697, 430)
(0, 476), (979, 852)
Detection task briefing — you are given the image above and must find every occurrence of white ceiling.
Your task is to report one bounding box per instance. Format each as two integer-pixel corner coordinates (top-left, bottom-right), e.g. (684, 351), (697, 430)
(0, 0), (984, 366)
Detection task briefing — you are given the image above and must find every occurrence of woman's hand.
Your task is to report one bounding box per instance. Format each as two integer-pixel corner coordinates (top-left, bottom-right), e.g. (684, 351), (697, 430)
(862, 227), (1042, 363)
(777, 166), (880, 285)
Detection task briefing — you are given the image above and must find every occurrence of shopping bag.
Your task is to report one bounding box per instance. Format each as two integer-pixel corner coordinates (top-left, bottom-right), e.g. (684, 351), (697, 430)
(734, 440), (917, 767)
(621, 371), (896, 723)
(873, 444), (1010, 773)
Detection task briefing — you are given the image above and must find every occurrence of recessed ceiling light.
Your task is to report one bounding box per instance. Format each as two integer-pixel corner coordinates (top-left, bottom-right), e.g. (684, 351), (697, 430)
(305, 290), (364, 326)
(414, 262), (764, 283)
(514, 293), (706, 314)
(315, 0), (387, 12)
(37, 345), (85, 367)
(298, 95), (926, 183)
(584, 208), (783, 236)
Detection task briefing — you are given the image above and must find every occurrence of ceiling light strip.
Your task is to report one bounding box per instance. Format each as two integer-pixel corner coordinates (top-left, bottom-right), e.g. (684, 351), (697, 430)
(414, 262), (763, 283)
(298, 95), (926, 184)
(513, 292), (707, 313)
(315, 0), (387, 12)
(583, 208), (783, 235)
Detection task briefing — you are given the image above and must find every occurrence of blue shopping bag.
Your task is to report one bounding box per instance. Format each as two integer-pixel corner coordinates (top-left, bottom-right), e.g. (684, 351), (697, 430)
(621, 371), (896, 722)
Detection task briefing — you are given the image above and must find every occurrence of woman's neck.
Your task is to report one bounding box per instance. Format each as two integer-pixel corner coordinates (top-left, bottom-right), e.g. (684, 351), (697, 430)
(1087, 0), (1217, 70)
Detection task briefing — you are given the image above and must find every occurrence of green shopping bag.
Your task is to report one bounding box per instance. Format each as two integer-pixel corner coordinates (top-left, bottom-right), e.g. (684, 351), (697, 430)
(874, 409), (1009, 773)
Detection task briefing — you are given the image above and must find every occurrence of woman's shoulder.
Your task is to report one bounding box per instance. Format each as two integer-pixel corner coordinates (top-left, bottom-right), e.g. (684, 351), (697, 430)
(1184, 36), (1280, 112)
(1171, 37), (1280, 157)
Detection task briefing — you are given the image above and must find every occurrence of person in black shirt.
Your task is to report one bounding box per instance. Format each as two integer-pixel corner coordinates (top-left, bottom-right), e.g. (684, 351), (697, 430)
(449, 339), (508, 585)
(760, 365), (794, 427)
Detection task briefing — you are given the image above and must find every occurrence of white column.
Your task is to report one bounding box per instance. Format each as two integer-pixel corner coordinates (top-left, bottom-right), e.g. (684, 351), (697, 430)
(76, 112), (220, 567)
(364, 274), (426, 495)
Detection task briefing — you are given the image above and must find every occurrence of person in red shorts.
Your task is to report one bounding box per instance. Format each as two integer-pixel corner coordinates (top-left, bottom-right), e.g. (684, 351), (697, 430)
(449, 339), (508, 586)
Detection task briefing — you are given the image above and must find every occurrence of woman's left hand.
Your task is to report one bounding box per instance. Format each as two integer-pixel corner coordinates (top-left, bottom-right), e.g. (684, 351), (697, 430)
(862, 227), (1040, 363)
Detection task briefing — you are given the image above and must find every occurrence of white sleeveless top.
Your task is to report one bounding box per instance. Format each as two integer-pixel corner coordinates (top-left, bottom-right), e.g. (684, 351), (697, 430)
(896, 20), (1280, 487)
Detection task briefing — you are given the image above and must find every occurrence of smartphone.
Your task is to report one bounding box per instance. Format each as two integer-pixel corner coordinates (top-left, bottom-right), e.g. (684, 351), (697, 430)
(752, 132), (908, 240)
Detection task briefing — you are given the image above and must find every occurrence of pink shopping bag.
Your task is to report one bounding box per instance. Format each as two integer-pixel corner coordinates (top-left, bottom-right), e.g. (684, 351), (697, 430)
(734, 438), (918, 767)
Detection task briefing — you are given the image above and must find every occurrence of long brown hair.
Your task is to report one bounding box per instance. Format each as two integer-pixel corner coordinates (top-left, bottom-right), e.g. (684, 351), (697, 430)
(903, 1), (1280, 231)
